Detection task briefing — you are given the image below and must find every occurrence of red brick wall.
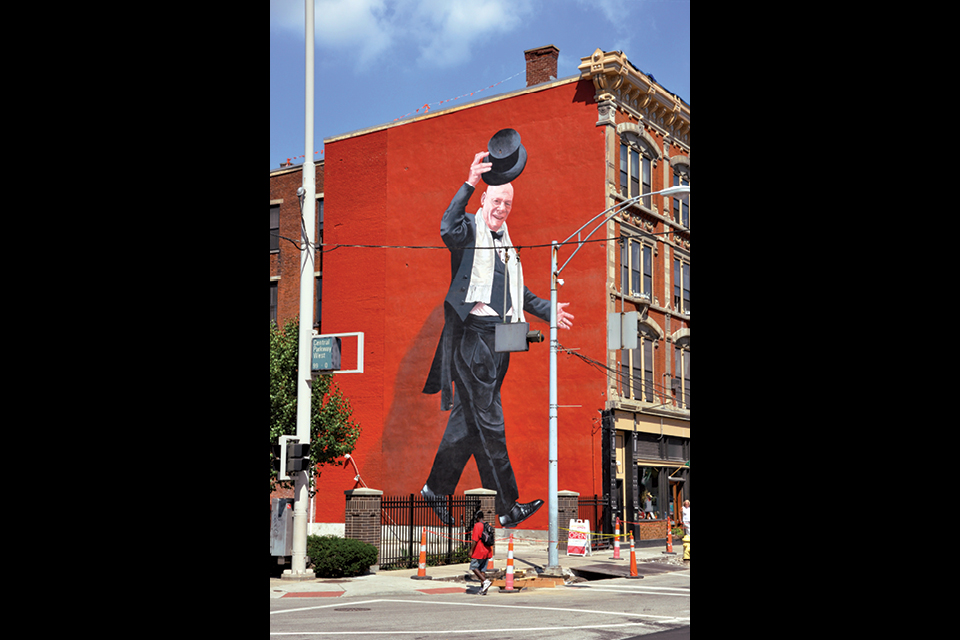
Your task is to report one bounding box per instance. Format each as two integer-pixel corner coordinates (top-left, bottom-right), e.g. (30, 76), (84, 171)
(308, 79), (607, 528)
(270, 164), (326, 327)
(265, 78), (643, 533)
(271, 70), (690, 531)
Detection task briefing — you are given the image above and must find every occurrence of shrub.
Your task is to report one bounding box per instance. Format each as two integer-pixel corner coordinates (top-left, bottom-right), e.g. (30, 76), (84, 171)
(306, 535), (378, 578)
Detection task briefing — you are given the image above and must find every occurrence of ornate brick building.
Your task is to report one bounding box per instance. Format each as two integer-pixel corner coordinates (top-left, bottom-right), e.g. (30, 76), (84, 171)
(270, 45), (690, 539)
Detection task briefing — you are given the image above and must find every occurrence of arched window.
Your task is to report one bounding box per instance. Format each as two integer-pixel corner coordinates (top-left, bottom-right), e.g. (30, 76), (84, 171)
(617, 123), (660, 209)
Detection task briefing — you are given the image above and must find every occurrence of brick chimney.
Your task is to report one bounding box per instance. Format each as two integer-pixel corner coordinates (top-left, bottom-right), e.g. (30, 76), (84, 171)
(524, 45), (559, 87)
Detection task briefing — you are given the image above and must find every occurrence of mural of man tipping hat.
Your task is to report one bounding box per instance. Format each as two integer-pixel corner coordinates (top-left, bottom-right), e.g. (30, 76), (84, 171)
(421, 129), (575, 528)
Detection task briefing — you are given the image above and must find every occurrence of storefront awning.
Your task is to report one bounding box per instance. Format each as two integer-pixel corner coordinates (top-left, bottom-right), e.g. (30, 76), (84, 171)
(632, 458), (689, 469)
(612, 411), (689, 438)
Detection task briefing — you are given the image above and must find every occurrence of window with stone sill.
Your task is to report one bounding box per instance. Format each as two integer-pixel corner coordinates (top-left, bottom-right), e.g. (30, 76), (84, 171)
(270, 204), (280, 252)
(673, 341), (690, 410)
(270, 281), (278, 324)
(673, 256), (690, 316)
(620, 236), (654, 301)
(620, 144), (653, 209)
(621, 334), (656, 403)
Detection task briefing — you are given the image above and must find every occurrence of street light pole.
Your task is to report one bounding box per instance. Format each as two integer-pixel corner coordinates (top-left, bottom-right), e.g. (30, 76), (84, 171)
(545, 185), (689, 571)
(546, 241), (560, 573)
(289, 0), (316, 580)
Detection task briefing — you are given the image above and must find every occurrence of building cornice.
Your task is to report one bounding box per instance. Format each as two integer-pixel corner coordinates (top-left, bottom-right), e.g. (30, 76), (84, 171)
(578, 48), (689, 147)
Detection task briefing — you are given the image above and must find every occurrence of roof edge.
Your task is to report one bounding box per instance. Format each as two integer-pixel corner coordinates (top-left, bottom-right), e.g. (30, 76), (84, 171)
(323, 75), (582, 145)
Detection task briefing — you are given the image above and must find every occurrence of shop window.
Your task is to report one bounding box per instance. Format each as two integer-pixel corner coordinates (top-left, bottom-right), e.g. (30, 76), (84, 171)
(638, 466), (661, 519)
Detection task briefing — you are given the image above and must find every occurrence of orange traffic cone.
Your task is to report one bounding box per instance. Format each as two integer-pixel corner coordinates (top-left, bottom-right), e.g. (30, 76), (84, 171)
(663, 517), (676, 555)
(627, 532), (641, 579)
(411, 526), (433, 580)
(611, 517), (622, 560)
(501, 534), (521, 593)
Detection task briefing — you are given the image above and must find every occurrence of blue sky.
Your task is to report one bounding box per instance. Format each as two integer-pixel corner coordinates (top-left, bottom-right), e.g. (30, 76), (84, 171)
(270, 0), (690, 171)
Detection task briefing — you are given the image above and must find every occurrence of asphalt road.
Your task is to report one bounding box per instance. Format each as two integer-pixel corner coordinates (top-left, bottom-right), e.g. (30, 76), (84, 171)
(269, 569), (690, 639)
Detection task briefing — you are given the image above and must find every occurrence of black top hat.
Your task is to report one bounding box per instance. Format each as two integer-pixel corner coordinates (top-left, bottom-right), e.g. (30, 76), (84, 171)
(482, 128), (527, 186)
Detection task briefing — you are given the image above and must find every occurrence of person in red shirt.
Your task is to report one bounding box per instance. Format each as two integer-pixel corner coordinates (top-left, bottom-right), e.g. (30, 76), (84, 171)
(470, 511), (495, 595)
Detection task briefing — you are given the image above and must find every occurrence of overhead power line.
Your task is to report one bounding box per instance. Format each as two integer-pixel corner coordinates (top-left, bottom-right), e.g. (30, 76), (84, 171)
(557, 342), (690, 409)
(269, 228), (689, 254)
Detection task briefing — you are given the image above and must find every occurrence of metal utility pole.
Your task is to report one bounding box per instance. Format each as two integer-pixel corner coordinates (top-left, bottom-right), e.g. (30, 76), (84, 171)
(289, 0), (316, 580)
(546, 241), (561, 573)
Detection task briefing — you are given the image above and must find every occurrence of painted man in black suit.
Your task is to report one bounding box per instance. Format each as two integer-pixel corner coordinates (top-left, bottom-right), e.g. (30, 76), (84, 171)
(422, 141), (574, 528)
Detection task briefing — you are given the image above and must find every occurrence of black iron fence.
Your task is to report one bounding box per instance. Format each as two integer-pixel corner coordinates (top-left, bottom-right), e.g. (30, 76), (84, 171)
(379, 494), (481, 570)
(578, 494), (611, 551)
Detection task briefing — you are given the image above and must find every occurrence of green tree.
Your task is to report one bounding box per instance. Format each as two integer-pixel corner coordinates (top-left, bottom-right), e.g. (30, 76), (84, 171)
(270, 318), (361, 493)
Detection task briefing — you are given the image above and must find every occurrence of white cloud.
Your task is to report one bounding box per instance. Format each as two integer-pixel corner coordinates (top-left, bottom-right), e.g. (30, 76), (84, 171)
(410, 0), (534, 68)
(576, 0), (637, 31)
(272, 0), (396, 70)
(315, 0), (395, 66)
(272, 0), (535, 73)
(575, 0), (643, 51)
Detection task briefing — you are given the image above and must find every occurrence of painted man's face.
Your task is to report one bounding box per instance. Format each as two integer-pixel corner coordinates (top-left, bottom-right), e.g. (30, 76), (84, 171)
(480, 183), (514, 232)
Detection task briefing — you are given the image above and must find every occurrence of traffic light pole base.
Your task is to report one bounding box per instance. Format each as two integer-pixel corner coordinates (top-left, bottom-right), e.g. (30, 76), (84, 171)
(280, 570), (315, 582)
(541, 565), (564, 578)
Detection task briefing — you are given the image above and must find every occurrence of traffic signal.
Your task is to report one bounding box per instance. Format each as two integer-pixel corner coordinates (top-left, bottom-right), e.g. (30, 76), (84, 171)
(274, 436), (310, 481)
(272, 444), (283, 476)
(286, 441), (312, 474)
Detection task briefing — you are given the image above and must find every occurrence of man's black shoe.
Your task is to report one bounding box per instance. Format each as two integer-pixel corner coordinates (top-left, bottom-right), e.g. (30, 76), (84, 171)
(499, 499), (544, 528)
(421, 484), (455, 525)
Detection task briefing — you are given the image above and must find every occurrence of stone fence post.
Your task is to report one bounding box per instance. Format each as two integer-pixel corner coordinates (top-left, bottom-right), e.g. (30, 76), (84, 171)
(344, 488), (383, 562)
(464, 488), (497, 525)
(556, 490), (580, 552)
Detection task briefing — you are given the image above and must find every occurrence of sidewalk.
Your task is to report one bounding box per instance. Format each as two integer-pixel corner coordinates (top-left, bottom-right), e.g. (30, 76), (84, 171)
(270, 537), (688, 599)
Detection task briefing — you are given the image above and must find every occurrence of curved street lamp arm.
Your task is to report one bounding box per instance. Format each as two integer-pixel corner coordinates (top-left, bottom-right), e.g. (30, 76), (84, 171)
(556, 186), (689, 276)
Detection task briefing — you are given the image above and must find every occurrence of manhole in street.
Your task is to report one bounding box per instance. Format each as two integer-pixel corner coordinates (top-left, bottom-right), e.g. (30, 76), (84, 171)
(334, 608), (371, 612)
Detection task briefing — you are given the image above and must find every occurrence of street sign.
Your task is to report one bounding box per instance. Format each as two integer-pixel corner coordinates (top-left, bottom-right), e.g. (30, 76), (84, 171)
(312, 336), (342, 371)
(608, 312), (638, 350)
(621, 311), (638, 350)
(495, 321), (530, 352)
